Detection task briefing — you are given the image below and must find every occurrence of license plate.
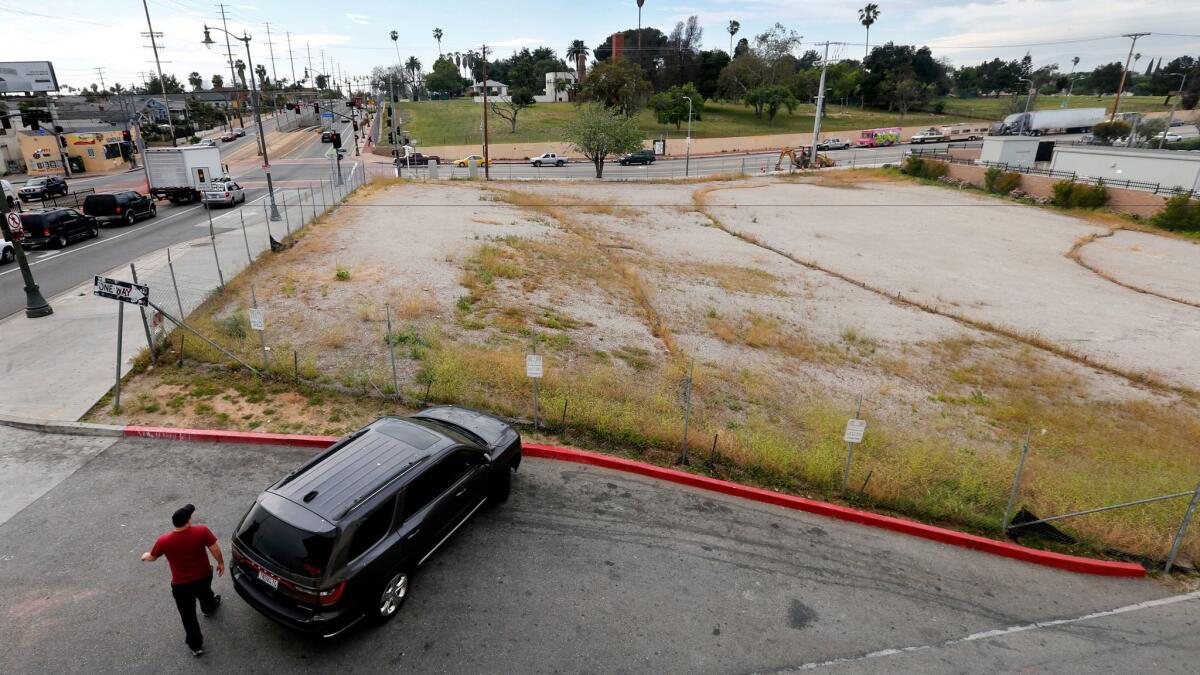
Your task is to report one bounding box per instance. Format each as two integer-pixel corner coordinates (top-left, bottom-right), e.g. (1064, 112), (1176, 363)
(258, 570), (279, 589)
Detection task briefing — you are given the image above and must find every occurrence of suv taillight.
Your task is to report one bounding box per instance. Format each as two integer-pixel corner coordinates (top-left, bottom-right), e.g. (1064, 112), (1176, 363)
(43, 228), (50, 236)
(115, 206), (121, 214)
(292, 580), (346, 606)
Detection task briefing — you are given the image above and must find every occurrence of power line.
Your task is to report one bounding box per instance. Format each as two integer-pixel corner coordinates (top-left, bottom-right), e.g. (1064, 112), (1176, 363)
(263, 21), (278, 84)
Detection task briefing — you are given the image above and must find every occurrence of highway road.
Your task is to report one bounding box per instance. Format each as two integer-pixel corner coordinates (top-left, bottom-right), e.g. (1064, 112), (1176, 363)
(0, 115), (358, 320)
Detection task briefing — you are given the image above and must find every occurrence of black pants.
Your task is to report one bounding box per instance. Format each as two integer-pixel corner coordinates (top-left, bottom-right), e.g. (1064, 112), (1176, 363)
(171, 572), (217, 650)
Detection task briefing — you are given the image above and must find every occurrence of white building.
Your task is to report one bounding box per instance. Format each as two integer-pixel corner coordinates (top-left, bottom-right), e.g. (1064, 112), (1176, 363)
(534, 71), (577, 103)
(979, 136), (1042, 167)
(1050, 145), (1200, 192)
(471, 80), (509, 103)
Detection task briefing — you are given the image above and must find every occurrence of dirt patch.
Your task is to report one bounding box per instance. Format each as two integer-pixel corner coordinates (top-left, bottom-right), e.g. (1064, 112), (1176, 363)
(93, 176), (1200, 565)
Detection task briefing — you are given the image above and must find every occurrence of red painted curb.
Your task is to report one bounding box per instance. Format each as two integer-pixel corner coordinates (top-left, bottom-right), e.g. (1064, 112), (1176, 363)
(124, 425), (338, 448)
(521, 443), (1145, 578)
(120, 425), (1145, 578)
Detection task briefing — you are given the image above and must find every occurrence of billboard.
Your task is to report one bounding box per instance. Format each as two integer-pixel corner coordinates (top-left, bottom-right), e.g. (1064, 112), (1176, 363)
(0, 61), (59, 93)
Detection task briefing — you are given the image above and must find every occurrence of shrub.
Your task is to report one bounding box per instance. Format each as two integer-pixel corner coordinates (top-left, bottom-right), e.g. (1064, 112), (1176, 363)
(1152, 194), (1200, 231)
(901, 157), (948, 180)
(984, 168), (1021, 194)
(1051, 180), (1109, 209)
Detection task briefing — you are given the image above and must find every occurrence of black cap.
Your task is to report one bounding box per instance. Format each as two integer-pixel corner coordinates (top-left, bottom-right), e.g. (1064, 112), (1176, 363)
(172, 504), (196, 528)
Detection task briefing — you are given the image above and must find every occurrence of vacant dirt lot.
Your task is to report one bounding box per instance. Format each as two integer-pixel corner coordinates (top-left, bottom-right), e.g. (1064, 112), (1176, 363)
(93, 174), (1200, 564)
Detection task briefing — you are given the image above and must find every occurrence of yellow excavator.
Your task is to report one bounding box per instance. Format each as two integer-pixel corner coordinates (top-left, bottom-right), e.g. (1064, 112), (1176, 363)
(775, 146), (835, 172)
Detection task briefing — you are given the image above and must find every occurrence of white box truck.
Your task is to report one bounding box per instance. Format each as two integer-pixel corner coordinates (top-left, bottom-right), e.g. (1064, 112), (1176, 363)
(144, 146), (223, 203)
(998, 108), (1105, 136)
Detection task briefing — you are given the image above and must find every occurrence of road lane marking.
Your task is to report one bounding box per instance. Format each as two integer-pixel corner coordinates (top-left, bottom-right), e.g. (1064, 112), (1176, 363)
(780, 591), (1200, 672)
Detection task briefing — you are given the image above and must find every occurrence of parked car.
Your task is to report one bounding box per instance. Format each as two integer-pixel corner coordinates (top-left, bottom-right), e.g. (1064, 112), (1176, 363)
(1153, 132), (1184, 143)
(909, 128), (947, 144)
(194, 139), (217, 147)
(531, 152), (567, 167)
(321, 130), (334, 142)
(618, 149), (656, 166)
(2, 179), (18, 210)
(1169, 119), (1185, 127)
(453, 154), (491, 167)
(83, 191), (157, 226)
(201, 178), (246, 207)
(17, 207), (99, 248)
(815, 138), (851, 151)
(221, 133), (237, 142)
(231, 407), (522, 637)
(0, 238), (12, 264)
(18, 176), (68, 202)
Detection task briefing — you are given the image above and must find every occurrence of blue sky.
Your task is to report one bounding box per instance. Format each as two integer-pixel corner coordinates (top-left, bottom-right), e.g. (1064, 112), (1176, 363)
(1, 0), (1198, 91)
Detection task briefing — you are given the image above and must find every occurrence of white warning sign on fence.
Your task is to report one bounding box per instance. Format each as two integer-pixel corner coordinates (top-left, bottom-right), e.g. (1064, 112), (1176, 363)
(249, 308), (265, 331)
(843, 418), (867, 444)
(526, 354), (543, 378)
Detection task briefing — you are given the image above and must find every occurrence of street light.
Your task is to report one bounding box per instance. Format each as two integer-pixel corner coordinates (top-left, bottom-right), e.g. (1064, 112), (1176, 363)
(1065, 75), (1085, 103)
(1160, 72), (1187, 150)
(203, 26), (281, 221)
(682, 95), (693, 177)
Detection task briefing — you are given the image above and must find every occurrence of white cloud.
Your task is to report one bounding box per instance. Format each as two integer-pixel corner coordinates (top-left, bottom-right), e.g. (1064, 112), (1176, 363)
(346, 14), (370, 25)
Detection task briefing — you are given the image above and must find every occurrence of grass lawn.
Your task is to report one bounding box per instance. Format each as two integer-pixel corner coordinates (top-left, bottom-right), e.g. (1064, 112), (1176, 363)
(394, 95), (1173, 147)
(938, 95), (1171, 119)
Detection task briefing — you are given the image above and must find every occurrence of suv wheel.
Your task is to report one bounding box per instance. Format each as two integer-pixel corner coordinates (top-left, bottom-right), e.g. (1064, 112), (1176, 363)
(55, 232), (68, 249)
(374, 571), (409, 622)
(1, 247), (13, 264)
(125, 211), (136, 225)
(89, 222), (100, 238)
(149, 203), (157, 217)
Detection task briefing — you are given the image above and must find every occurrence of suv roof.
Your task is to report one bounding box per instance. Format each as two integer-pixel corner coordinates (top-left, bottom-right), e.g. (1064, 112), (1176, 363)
(270, 417), (458, 523)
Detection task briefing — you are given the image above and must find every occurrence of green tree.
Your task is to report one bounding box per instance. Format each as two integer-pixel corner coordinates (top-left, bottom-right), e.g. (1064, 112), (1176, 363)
(649, 83), (704, 129)
(859, 4), (881, 60)
(744, 85), (797, 123)
(578, 59), (653, 117)
(1091, 119), (1131, 145)
(491, 89), (535, 132)
(563, 104), (644, 178)
(188, 72), (203, 91)
(1087, 62), (1125, 94)
(146, 74), (185, 94)
(255, 63), (268, 89)
(425, 56), (465, 95)
(716, 53), (769, 102)
(315, 73), (328, 90)
(234, 60), (247, 88)
(695, 49), (730, 99)
(211, 73), (224, 89)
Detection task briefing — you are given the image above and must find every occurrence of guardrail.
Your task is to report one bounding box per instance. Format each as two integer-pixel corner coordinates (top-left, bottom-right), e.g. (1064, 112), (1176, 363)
(22, 187), (95, 210)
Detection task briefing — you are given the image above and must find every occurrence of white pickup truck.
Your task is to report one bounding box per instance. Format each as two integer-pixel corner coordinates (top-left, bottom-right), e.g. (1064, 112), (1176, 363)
(909, 128), (947, 144)
(530, 152), (568, 167)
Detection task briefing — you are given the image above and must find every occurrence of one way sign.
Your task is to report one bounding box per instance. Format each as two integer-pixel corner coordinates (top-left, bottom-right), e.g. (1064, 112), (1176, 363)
(94, 276), (149, 306)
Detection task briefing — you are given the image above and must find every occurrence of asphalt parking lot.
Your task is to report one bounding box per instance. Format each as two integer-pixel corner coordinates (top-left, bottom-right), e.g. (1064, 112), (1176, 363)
(0, 433), (1194, 674)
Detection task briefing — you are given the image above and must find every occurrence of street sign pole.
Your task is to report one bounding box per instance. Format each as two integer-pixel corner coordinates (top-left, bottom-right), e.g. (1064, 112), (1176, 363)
(114, 302), (124, 412)
(0, 204), (53, 318)
(130, 263), (156, 365)
(841, 395), (865, 492)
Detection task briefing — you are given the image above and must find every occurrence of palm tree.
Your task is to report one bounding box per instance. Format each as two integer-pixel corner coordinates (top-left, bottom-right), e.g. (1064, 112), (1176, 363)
(727, 20), (740, 56)
(188, 71), (203, 91)
(212, 73), (224, 89)
(255, 63), (268, 89)
(433, 28), (443, 56)
(234, 59), (247, 88)
(406, 56), (421, 99)
(567, 39), (588, 81)
(858, 4), (881, 60)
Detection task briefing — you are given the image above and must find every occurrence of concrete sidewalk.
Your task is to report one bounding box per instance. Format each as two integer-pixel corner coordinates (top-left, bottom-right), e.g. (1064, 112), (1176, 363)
(0, 161), (363, 421)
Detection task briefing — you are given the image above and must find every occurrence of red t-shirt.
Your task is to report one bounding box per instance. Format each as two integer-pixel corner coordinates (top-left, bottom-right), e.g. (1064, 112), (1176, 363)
(151, 524), (217, 584)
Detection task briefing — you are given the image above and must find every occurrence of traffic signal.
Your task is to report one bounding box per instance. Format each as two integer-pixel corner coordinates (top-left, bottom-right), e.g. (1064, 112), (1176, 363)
(330, 132), (341, 149)
(286, 102), (294, 111)
(313, 102), (320, 114)
(352, 120), (358, 131)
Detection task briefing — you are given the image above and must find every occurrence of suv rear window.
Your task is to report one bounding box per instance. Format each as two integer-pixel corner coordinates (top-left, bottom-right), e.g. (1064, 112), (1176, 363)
(237, 503), (335, 577)
(18, 212), (49, 227)
(83, 194), (118, 215)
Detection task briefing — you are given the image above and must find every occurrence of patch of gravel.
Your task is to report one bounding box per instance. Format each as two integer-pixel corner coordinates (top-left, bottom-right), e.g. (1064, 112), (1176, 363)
(1077, 229), (1200, 306)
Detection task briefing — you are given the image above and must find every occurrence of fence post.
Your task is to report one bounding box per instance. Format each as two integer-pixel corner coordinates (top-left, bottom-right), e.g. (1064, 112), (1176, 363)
(129, 263), (156, 365)
(841, 394), (863, 491)
(251, 285), (269, 371)
(679, 358), (694, 465)
(530, 334), (539, 431)
(205, 203), (225, 288)
(310, 184), (318, 221)
(239, 212), (253, 265)
(281, 190), (291, 236)
(1165, 481), (1200, 573)
(167, 248), (186, 364)
(385, 303), (399, 398)
(1002, 430), (1033, 531)
(297, 187), (305, 225)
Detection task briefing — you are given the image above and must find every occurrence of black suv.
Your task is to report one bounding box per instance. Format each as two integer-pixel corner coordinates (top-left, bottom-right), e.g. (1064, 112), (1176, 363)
(232, 406), (521, 638)
(83, 191), (157, 226)
(18, 208), (99, 248)
(618, 149), (656, 165)
(18, 176), (68, 202)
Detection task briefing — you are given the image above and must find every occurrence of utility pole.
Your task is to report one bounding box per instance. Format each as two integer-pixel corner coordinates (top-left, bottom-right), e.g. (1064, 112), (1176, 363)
(682, 95), (693, 177)
(306, 42), (314, 87)
(141, 0), (176, 146)
(811, 41), (831, 152)
(482, 45), (491, 180)
(94, 67), (106, 90)
(263, 22), (279, 84)
(285, 31), (297, 86)
(218, 3), (244, 128)
(1110, 33), (1149, 121)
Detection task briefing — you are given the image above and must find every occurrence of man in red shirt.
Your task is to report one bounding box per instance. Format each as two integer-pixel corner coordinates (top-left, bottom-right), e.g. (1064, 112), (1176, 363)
(141, 504), (226, 657)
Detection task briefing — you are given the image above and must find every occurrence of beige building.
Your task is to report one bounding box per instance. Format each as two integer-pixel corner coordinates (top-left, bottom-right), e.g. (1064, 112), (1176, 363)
(18, 128), (132, 176)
